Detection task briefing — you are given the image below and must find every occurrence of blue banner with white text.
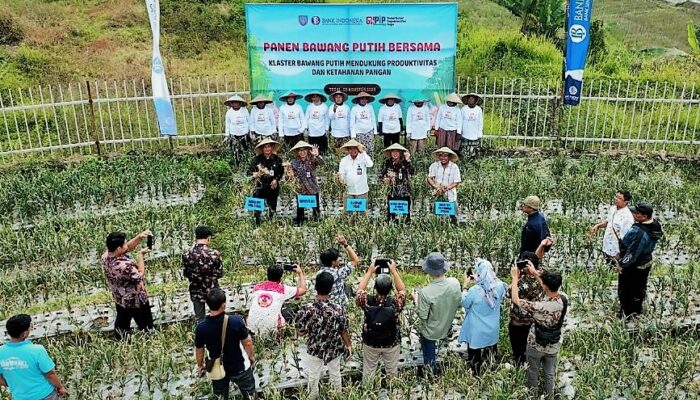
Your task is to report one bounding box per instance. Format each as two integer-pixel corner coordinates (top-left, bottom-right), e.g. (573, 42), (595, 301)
(146, 0), (177, 135)
(564, 0), (594, 106)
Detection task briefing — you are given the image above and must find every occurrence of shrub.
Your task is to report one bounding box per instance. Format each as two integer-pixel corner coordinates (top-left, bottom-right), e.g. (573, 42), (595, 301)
(0, 14), (24, 46)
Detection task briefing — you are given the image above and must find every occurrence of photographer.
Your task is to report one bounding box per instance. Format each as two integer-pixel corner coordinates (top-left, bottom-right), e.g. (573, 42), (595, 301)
(510, 263), (567, 399)
(101, 230), (154, 339)
(318, 235), (360, 309)
(182, 226), (223, 324)
(506, 251), (543, 365)
(247, 264), (307, 337)
(355, 259), (406, 385)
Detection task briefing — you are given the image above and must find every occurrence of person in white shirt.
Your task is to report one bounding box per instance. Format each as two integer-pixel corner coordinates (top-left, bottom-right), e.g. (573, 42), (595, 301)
(460, 93), (484, 158)
(278, 92), (306, 148)
(590, 190), (635, 266)
(328, 91), (351, 153)
(377, 93), (404, 148)
(338, 139), (374, 212)
(223, 94), (250, 164)
(350, 92), (377, 156)
(249, 94), (277, 140)
(434, 93), (463, 153)
(304, 92), (330, 153)
(406, 98), (431, 154)
(428, 147), (461, 224)
(247, 263), (307, 338)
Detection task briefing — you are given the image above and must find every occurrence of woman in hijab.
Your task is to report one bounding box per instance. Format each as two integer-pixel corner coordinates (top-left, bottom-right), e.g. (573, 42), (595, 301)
(458, 258), (507, 375)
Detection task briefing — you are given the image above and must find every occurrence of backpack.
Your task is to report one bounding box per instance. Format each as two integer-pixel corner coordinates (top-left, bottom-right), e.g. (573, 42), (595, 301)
(534, 295), (568, 347)
(362, 296), (397, 347)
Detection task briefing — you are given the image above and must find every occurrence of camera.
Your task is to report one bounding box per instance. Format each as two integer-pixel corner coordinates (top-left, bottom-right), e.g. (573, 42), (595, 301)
(466, 266), (475, 280)
(147, 234), (154, 250)
(375, 259), (390, 275)
(516, 259), (529, 270)
(283, 263), (297, 272)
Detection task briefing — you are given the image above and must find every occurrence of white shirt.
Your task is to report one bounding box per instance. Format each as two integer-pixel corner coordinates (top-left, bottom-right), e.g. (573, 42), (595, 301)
(406, 104), (431, 140)
(328, 103), (351, 137)
(602, 205), (634, 256)
(305, 103), (330, 137)
(224, 107), (250, 136)
(278, 103), (306, 136)
(350, 104), (377, 137)
(247, 281), (298, 336)
(434, 104), (462, 132)
(377, 104), (402, 134)
(461, 105), (483, 140)
(338, 152), (374, 195)
(428, 161), (461, 202)
(249, 106), (277, 136)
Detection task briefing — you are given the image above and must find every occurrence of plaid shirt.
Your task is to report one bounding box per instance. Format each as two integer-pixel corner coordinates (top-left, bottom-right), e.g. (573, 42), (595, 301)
(296, 299), (349, 363)
(101, 251), (149, 309)
(507, 272), (543, 325)
(319, 263), (354, 308)
(182, 244), (223, 302)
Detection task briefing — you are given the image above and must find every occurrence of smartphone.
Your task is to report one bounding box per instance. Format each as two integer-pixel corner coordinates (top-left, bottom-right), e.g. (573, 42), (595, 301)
(147, 235), (154, 250)
(516, 259), (529, 270)
(466, 266), (475, 280)
(283, 263), (296, 272)
(375, 259), (390, 275)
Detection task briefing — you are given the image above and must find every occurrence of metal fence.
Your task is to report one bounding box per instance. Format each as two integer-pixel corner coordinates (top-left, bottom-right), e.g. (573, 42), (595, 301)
(0, 76), (698, 160)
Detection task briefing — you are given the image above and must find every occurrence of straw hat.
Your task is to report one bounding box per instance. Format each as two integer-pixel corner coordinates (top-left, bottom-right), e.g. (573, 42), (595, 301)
(289, 140), (313, 153)
(304, 92), (327, 103)
(254, 137), (281, 155)
(341, 139), (365, 151)
(521, 195), (542, 210)
(224, 94), (247, 107)
(382, 143), (408, 158)
(250, 94), (273, 104)
(379, 93), (402, 104)
(279, 91), (303, 101)
(330, 90), (348, 102)
(461, 93), (483, 105)
(352, 91), (375, 104)
(444, 93), (462, 104)
(432, 146), (459, 161)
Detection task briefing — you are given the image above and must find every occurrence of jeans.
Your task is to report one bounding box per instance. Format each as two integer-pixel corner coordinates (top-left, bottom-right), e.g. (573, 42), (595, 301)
(212, 367), (256, 399)
(362, 343), (400, 384)
(618, 265), (652, 317)
(192, 300), (206, 323)
(419, 335), (440, 377)
(526, 346), (558, 398)
(465, 344), (497, 376)
(304, 353), (342, 400)
(508, 322), (531, 365)
(114, 302), (154, 339)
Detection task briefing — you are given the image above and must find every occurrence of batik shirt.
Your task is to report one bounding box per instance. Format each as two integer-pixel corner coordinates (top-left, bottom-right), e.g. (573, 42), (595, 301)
(291, 156), (322, 194)
(519, 293), (568, 354)
(295, 299), (349, 363)
(380, 158), (415, 197)
(182, 244), (223, 302)
(356, 291), (407, 347)
(319, 263), (354, 308)
(507, 272), (543, 326)
(101, 251), (149, 309)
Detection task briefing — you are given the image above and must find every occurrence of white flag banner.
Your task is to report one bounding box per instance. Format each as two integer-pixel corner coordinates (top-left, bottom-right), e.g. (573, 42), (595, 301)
(145, 0), (177, 135)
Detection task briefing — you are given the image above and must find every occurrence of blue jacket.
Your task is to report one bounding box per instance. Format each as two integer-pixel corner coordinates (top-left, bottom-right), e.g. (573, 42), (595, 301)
(620, 220), (663, 269)
(520, 211), (550, 254)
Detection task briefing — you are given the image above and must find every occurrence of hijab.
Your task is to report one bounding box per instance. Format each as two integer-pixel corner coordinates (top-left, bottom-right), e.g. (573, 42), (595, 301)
(475, 258), (500, 309)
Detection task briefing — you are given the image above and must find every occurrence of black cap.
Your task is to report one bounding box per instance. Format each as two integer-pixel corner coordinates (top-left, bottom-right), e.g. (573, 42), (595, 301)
(629, 202), (653, 218)
(195, 225), (213, 239)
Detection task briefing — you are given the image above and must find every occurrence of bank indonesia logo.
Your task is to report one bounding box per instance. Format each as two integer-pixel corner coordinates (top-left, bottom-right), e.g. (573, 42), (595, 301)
(568, 86), (578, 96)
(311, 16), (320, 25)
(152, 56), (163, 74)
(569, 24), (587, 43)
(298, 15), (308, 26)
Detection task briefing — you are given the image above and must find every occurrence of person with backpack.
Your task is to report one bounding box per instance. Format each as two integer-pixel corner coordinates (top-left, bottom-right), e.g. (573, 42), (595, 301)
(510, 262), (567, 399)
(355, 259), (407, 385)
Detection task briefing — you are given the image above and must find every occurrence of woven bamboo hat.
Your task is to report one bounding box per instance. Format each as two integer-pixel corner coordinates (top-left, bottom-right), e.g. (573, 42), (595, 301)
(279, 91), (303, 101)
(432, 146), (459, 161)
(254, 137), (281, 155)
(224, 94), (247, 107)
(352, 91), (375, 104)
(341, 138), (365, 151)
(444, 93), (463, 104)
(304, 92), (327, 102)
(250, 94), (273, 104)
(330, 91), (348, 102)
(382, 143), (409, 158)
(379, 93), (402, 104)
(461, 93), (483, 105)
(289, 140), (313, 153)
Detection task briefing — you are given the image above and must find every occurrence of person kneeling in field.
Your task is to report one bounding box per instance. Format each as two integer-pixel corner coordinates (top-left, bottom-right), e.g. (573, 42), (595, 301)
(247, 264), (307, 338)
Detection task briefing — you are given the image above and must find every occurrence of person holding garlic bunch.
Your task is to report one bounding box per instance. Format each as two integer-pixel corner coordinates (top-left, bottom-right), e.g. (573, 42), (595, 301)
(379, 143), (415, 223)
(247, 138), (284, 225)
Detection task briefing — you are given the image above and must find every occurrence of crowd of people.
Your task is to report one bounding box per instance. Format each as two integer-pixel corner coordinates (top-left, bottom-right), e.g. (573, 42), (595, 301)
(0, 188), (664, 400)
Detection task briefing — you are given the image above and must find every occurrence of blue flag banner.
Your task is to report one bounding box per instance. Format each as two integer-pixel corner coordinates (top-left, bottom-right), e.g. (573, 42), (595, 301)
(434, 201), (456, 216)
(297, 195), (318, 208)
(346, 198), (368, 212)
(564, 0), (594, 106)
(244, 197), (266, 211)
(145, 0), (177, 135)
(389, 200), (409, 215)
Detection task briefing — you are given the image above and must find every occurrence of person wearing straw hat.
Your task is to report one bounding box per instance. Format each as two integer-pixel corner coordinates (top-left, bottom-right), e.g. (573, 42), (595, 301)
(304, 92), (330, 154)
(434, 93), (463, 152)
(379, 143), (415, 223)
(247, 138), (284, 225)
(427, 147), (461, 224)
(289, 141), (323, 225)
(338, 139), (374, 212)
(406, 98), (431, 154)
(519, 195), (552, 256)
(328, 90), (351, 152)
(350, 92), (377, 156)
(249, 94), (277, 141)
(460, 93), (484, 158)
(278, 92), (306, 148)
(377, 93), (404, 148)
(223, 94), (251, 164)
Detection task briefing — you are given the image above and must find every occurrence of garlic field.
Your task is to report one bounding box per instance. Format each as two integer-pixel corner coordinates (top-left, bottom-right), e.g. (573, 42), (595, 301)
(0, 150), (699, 399)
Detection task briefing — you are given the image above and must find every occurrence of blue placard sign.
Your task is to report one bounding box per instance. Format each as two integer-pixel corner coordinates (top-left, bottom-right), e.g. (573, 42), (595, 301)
(297, 194), (318, 208)
(434, 201), (456, 216)
(244, 197), (265, 211)
(346, 198), (367, 212)
(389, 200), (409, 215)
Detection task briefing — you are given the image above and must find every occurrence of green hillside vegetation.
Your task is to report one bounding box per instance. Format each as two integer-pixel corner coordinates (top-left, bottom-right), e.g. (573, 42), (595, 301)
(0, 0), (698, 92)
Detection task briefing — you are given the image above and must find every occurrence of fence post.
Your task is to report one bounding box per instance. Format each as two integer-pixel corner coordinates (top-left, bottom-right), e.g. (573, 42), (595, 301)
(86, 81), (102, 156)
(550, 80), (563, 148)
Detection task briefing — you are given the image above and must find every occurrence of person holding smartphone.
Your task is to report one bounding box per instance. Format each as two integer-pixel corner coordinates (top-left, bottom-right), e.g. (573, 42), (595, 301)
(506, 251), (543, 365)
(355, 259), (406, 385)
(247, 263), (307, 338)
